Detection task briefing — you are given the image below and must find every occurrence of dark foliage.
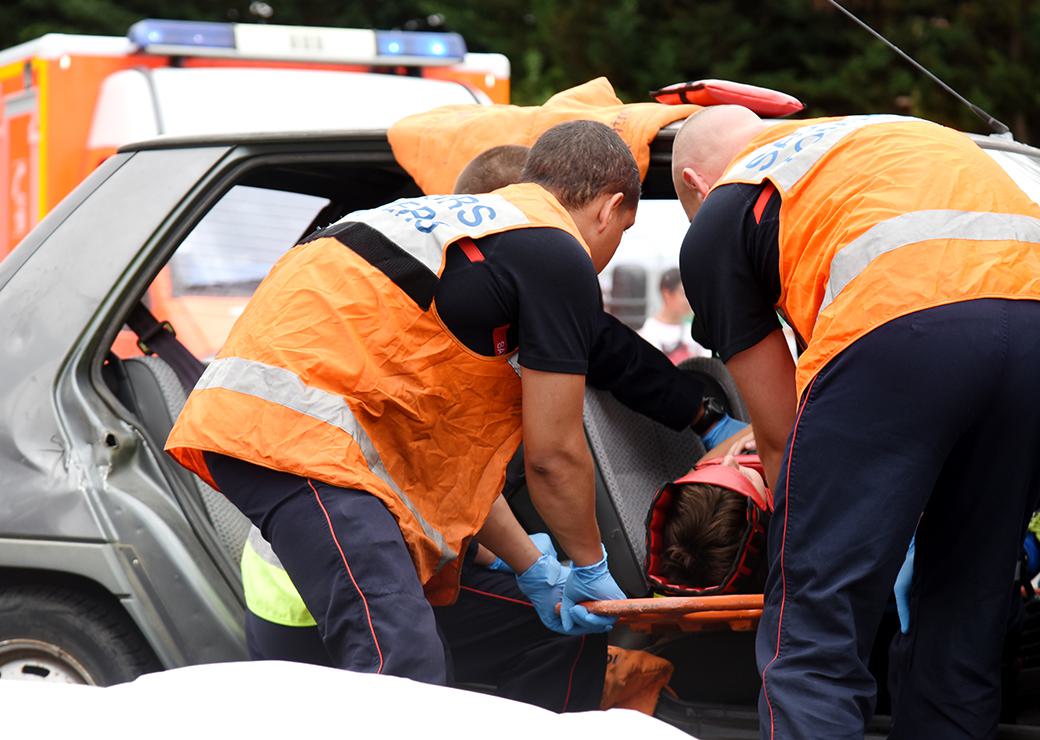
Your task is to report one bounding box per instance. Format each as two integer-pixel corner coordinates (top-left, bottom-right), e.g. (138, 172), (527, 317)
(3, 1), (1035, 141)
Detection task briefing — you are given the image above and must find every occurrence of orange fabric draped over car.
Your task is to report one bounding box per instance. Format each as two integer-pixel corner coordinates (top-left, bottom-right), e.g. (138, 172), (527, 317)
(166, 183), (589, 605)
(388, 77), (701, 195)
(712, 115), (1040, 397)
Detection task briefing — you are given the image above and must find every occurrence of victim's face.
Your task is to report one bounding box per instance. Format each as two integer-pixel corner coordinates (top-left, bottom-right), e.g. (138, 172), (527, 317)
(721, 454), (767, 501)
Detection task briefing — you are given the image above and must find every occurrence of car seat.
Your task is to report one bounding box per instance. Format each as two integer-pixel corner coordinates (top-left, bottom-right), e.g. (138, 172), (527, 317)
(589, 357), (749, 595)
(117, 355), (251, 565)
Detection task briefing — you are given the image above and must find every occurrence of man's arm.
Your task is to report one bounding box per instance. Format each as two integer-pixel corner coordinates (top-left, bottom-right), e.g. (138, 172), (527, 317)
(586, 311), (705, 430)
(724, 328), (797, 489)
(475, 496), (541, 572)
(520, 367), (603, 567)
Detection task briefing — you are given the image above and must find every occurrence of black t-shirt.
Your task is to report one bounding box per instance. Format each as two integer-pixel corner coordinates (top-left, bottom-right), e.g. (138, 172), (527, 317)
(679, 182), (784, 362)
(436, 227), (597, 374)
(435, 227), (703, 430)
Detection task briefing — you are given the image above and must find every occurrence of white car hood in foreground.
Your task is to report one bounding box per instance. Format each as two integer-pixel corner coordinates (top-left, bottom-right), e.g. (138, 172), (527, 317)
(1, 660), (694, 739)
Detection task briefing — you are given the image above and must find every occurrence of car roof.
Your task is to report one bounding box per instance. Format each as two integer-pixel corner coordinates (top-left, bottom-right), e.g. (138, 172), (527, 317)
(118, 128), (395, 153)
(118, 118), (1040, 161)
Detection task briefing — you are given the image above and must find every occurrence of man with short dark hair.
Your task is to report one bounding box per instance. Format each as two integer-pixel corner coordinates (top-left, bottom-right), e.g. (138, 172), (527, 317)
(453, 144), (529, 194)
(167, 121), (714, 702)
(520, 124), (641, 217)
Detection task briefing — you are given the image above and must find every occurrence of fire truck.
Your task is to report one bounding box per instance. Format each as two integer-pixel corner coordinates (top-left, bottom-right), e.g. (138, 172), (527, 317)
(0, 19), (507, 356)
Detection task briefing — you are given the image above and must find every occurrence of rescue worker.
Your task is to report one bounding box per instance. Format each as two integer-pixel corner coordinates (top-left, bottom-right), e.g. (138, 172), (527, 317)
(167, 121), (732, 703)
(235, 144), (537, 668)
(672, 106), (1040, 739)
(452, 144), (529, 194)
(234, 143), (606, 710)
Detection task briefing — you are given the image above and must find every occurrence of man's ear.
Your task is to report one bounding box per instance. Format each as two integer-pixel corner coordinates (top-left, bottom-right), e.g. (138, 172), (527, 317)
(596, 192), (626, 231)
(682, 167), (710, 199)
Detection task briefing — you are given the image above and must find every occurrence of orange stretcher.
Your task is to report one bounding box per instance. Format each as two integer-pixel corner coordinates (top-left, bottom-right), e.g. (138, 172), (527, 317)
(580, 594), (764, 634)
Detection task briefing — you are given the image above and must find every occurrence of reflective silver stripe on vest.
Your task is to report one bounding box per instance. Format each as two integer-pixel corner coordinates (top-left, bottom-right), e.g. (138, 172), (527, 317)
(721, 115), (911, 191)
(196, 357), (457, 569)
(821, 209), (1040, 311)
(247, 525), (284, 568)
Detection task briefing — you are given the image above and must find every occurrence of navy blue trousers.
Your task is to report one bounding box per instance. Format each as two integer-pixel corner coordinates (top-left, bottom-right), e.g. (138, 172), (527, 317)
(756, 299), (1040, 740)
(206, 452), (605, 712)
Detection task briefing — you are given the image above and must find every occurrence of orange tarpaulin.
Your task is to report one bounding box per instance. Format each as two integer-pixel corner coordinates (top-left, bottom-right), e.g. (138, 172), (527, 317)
(601, 646), (675, 715)
(388, 77), (701, 195)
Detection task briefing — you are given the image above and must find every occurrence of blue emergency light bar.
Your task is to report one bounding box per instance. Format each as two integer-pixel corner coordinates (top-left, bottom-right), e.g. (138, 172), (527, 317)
(128, 20), (235, 50)
(375, 30), (466, 60)
(127, 19), (467, 66)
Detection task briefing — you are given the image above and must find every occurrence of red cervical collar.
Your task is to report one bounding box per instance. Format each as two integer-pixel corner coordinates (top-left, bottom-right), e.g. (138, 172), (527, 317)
(672, 454), (772, 512)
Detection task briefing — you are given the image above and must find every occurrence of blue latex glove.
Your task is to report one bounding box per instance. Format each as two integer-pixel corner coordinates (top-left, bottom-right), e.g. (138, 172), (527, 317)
(516, 552), (571, 633)
(1025, 532), (1040, 580)
(487, 533), (555, 573)
(894, 536), (915, 634)
(561, 546), (627, 634)
(702, 414), (748, 451)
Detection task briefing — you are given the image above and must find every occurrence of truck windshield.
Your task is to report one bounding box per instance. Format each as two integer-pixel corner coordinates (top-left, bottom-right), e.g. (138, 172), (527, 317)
(170, 185), (330, 297)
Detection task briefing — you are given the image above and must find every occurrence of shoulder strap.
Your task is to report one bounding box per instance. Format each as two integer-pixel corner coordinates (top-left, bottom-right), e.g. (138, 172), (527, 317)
(125, 303), (205, 392)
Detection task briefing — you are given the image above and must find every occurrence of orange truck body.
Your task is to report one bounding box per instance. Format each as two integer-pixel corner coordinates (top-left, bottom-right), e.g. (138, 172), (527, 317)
(1, 29), (507, 259)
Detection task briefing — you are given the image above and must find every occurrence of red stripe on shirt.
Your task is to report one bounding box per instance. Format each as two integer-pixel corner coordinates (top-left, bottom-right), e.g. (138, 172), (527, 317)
(753, 182), (777, 224)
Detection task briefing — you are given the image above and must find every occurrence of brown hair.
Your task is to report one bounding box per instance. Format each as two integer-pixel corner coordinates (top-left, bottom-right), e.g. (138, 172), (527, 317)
(453, 145), (529, 194)
(659, 267), (682, 294)
(520, 120), (641, 210)
(660, 482), (747, 587)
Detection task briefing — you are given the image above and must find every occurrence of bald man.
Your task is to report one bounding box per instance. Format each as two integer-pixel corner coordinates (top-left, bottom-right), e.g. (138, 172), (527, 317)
(672, 106), (1040, 739)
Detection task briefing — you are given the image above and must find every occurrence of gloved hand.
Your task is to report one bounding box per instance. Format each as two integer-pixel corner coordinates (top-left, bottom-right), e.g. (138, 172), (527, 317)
(516, 551), (571, 633)
(487, 533), (556, 573)
(702, 414), (749, 451)
(561, 546), (627, 634)
(894, 536), (915, 634)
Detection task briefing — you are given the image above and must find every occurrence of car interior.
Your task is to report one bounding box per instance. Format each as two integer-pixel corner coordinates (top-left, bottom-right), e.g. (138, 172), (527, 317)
(101, 154), (425, 567)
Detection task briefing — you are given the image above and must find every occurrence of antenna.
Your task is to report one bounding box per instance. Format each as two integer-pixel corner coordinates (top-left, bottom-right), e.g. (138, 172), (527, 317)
(825, 0), (1010, 136)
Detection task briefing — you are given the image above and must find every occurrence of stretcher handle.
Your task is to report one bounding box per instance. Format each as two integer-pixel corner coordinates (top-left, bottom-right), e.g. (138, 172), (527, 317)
(622, 608), (763, 623)
(579, 594), (763, 616)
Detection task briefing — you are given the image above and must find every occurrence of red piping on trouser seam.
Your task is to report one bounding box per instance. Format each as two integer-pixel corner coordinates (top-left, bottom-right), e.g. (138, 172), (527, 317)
(460, 585), (581, 711)
(760, 375), (818, 740)
(562, 635), (586, 712)
(308, 479), (385, 674)
(460, 585), (533, 608)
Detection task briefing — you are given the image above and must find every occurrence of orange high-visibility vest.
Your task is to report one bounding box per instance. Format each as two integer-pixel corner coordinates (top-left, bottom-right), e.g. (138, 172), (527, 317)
(712, 115), (1040, 396)
(166, 183), (590, 604)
